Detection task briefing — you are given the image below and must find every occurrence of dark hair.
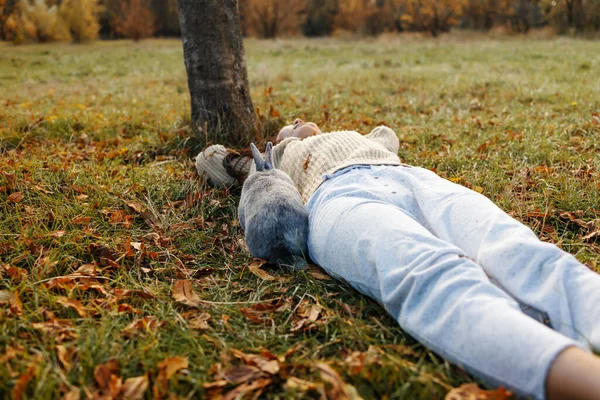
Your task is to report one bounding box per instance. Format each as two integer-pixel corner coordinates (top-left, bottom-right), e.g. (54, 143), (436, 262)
(223, 148), (253, 185)
(222, 134), (282, 185)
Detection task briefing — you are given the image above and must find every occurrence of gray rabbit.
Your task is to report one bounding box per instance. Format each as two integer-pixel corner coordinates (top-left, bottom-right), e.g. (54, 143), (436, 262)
(238, 142), (309, 269)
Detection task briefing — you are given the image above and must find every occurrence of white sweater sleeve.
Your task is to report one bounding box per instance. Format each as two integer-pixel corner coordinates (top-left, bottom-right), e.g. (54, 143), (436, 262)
(364, 126), (399, 154)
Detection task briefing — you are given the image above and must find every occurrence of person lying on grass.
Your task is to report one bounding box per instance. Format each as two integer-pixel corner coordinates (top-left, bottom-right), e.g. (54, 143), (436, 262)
(195, 119), (600, 400)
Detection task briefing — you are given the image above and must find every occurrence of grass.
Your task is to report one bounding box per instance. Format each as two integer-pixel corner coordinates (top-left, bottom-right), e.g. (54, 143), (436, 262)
(1, 35), (599, 399)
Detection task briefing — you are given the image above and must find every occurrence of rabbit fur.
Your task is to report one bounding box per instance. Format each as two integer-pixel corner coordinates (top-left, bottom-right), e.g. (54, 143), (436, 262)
(238, 142), (309, 269)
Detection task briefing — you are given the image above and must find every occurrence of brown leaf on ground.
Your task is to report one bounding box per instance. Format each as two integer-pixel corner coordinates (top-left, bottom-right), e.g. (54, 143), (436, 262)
(56, 345), (76, 371)
(116, 303), (143, 315)
(154, 356), (188, 397)
(72, 216), (92, 225)
(172, 279), (202, 307)
(121, 374), (149, 400)
(32, 319), (78, 343)
(113, 288), (155, 299)
(94, 358), (120, 390)
(49, 230), (67, 238)
(62, 386), (81, 400)
(582, 229), (600, 241)
(122, 316), (163, 336)
(126, 201), (146, 213)
(230, 349), (280, 375)
(445, 383), (512, 400)
(220, 365), (267, 385)
(222, 377), (273, 400)
(7, 191), (24, 203)
(559, 211), (589, 229)
(284, 376), (324, 393)
(159, 356), (189, 380)
(0, 290), (23, 316)
(0, 345), (18, 364)
(317, 363), (362, 400)
(246, 259), (281, 281)
(72, 263), (99, 276)
(581, 220), (600, 241)
(291, 300), (325, 332)
(307, 264), (332, 280)
(1, 265), (28, 282)
(12, 364), (37, 400)
(56, 297), (88, 317)
(189, 311), (211, 330)
(239, 306), (267, 324)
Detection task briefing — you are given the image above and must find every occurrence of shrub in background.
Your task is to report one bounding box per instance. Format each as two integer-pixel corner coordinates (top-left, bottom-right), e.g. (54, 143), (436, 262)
(333, 0), (396, 36)
(7, 0), (71, 43)
(539, 0), (600, 34)
(59, 0), (102, 42)
(301, 0), (337, 37)
(397, 0), (468, 36)
(2, 0), (101, 43)
(241, 0), (307, 38)
(113, 0), (157, 41)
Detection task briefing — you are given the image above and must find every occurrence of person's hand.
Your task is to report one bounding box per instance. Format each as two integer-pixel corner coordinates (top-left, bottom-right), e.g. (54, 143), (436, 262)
(276, 119), (322, 141)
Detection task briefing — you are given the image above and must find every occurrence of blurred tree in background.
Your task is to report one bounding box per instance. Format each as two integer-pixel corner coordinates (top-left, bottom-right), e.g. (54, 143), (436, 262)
(113, 0), (157, 41)
(2, 0), (99, 43)
(2, 0), (600, 43)
(539, 0), (600, 33)
(241, 0), (307, 38)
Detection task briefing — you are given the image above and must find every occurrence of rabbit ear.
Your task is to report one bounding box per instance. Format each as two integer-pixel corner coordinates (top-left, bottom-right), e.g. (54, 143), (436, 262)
(250, 143), (265, 171)
(264, 142), (273, 170)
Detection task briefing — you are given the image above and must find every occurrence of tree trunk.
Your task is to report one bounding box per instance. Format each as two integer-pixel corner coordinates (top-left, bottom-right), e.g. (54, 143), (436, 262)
(176, 0), (256, 147)
(566, 0), (574, 28)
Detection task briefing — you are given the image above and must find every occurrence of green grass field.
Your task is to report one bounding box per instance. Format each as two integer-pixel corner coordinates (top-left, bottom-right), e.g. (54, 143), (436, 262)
(1, 36), (600, 399)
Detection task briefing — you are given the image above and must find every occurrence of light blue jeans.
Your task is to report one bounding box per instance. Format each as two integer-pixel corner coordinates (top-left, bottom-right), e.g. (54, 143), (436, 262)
(306, 165), (600, 399)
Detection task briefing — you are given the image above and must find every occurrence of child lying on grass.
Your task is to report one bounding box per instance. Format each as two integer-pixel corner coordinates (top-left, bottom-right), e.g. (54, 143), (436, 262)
(196, 119), (600, 400)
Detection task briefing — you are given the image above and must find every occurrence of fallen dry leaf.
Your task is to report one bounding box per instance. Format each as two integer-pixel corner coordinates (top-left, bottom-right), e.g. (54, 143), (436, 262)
(220, 365), (266, 385)
(0, 290), (23, 316)
(122, 316), (162, 336)
(72, 263), (99, 276)
(223, 377), (272, 400)
(559, 211), (589, 229)
(303, 154), (311, 171)
(117, 303), (142, 315)
(189, 311), (211, 330)
(172, 279), (202, 307)
(56, 297), (88, 317)
(126, 201), (146, 213)
(7, 191), (24, 203)
(446, 383), (512, 400)
(246, 259), (280, 281)
(12, 364), (37, 400)
(1, 265), (28, 282)
(230, 349), (280, 375)
(285, 376), (324, 392)
(49, 230), (67, 238)
(56, 345), (75, 371)
(113, 288), (155, 299)
(317, 363), (362, 400)
(154, 356), (189, 397)
(72, 216), (92, 224)
(291, 300), (325, 332)
(94, 358), (120, 390)
(158, 356), (188, 380)
(307, 264), (332, 280)
(62, 386), (80, 400)
(121, 374), (149, 400)
(32, 319), (78, 343)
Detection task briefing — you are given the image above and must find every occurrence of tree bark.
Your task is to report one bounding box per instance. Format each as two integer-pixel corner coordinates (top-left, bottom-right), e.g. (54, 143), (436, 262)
(176, 0), (256, 146)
